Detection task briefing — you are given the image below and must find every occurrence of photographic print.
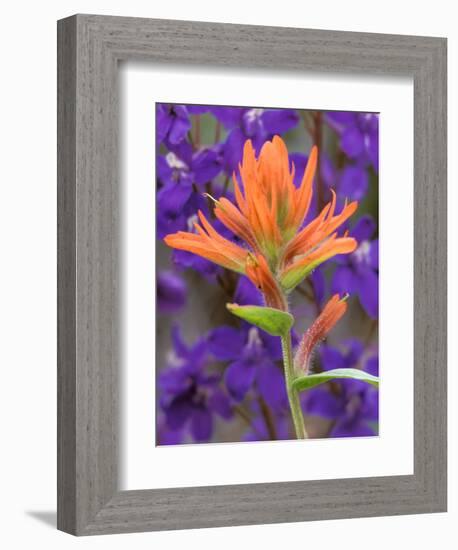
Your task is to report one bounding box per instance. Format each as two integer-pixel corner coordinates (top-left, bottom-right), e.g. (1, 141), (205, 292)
(156, 103), (379, 445)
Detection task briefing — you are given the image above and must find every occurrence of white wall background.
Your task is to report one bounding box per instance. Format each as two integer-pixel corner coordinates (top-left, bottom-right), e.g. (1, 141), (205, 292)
(0, 1), (455, 548)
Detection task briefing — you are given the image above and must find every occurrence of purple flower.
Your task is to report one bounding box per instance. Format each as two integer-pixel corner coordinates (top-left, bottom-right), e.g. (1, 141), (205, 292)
(332, 215), (379, 318)
(156, 140), (226, 239)
(156, 415), (183, 445)
(158, 141), (224, 188)
(157, 148), (194, 187)
(159, 326), (232, 442)
(191, 145), (224, 184)
(308, 151), (369, 205)
(156, 148), (194, 238)
(157, 180), (194, 239)
(157, 270), (187, 314)
(326, 112), (379, 172)
(310, 266), (326, 307)
(339, 164), (369, 201)
(157, 104), (191, 145)
(303, 341), (378, 437)
(212, 107), (299, 173)
(172, 248), (221, 281)
(208, 325), (287, 413)
(187, 105), (209, 115)
(233, 275), (263, 306)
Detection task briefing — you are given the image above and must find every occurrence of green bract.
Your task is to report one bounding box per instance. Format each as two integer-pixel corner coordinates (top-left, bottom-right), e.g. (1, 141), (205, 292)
(226, 303), (294, 337)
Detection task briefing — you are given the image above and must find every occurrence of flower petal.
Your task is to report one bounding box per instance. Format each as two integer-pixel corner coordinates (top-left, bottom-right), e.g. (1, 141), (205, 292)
(332, 265), (357, 296)
(256, 362), (288, 411)
(358, 269), (379, 318)
(224, 359), (256, 402)
(207, 326), (246, 361)
(304, 387), (344, 419)
(208, 388), (233, 420)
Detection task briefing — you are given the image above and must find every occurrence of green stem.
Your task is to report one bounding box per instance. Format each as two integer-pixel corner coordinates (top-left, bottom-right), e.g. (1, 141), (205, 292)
(281, 331), (308, 439)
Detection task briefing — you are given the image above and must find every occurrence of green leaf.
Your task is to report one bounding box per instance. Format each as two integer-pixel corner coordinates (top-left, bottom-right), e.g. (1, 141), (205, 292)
(292, 368), (379, 393)
(226, 303), (294, 337)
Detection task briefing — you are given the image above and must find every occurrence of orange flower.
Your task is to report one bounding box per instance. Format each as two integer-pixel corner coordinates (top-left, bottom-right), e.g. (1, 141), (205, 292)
(164, 136), (358, 307)
(293, 294), (348, 374)
(224, 137), (317, 262)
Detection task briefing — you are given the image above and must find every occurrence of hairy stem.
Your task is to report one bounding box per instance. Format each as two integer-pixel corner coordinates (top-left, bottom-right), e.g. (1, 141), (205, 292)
(281, 331), (308, 439)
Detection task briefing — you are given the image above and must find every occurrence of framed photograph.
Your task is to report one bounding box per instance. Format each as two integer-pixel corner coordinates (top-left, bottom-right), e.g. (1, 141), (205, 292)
(57, 14), (447, 535)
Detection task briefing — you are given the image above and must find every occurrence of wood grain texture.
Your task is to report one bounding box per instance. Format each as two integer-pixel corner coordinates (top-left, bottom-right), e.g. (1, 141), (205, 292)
(57, 14), (447, 535)
(57, 16), (77, 534)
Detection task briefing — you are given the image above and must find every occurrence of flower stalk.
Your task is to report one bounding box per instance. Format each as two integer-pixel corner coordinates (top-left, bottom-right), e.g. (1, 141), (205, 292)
(281, 330), (308, 439)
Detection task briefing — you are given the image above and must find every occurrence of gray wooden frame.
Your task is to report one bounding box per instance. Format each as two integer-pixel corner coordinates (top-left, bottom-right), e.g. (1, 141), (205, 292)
(57, 14), (447, 536)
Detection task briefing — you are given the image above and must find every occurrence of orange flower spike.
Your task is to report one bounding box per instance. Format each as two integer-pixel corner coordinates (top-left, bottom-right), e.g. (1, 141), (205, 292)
(294, 294), (348, 375)
(206, 137), (318, 266)
(163, 135), (358, 297)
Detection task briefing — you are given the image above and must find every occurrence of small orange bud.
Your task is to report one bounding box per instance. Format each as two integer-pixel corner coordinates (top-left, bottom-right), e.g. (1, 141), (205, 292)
(294, 294), (348, 374)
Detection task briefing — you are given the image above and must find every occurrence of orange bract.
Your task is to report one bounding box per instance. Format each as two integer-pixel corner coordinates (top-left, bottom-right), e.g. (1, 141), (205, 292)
(164, 210), (248, 274)
(163, 135), (358, 308)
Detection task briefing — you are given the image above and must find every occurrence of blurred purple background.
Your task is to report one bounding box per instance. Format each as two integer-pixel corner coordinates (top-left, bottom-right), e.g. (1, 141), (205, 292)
(156, 104), (379, 445)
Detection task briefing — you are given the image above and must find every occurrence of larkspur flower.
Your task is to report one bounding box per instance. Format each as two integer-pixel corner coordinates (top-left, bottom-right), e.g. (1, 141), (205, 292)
(207, 325), (288, 412)
(159, 326), (232, 442)
(303, 151), (370, 210)
(233, 275), (263, 307)
(156, 414), (183, 445)
(217, 107), (300, 173)
(309, 266), (326, 308)
(302, 341), (378, 437)
(157, 141), (226, 238)
(157, 104), (191, 145)
(338, 164), (369, 202)
(157, 270), (187, 314)
(164, 136), (358, 310)
(326, 112), (379, 172)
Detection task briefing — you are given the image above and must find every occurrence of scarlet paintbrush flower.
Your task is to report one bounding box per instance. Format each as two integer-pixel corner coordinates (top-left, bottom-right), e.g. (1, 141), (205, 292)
(294, 294), (348, 375)
(164, 136), (358, 309)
